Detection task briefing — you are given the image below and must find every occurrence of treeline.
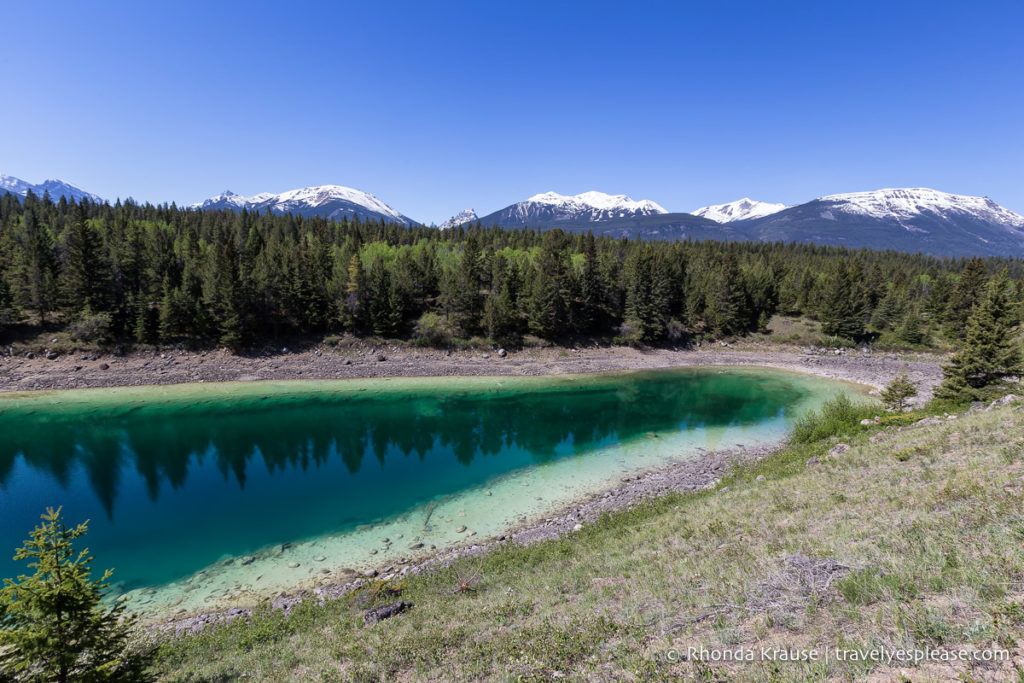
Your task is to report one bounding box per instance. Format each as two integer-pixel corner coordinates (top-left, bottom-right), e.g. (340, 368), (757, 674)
(1, 191), (1022, 350)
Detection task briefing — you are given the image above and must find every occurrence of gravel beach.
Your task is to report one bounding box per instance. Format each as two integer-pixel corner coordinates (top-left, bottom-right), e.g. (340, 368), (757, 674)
(0, 342), (942, 401)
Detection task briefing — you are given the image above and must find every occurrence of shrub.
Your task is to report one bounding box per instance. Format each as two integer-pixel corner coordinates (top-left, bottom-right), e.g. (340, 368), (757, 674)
(68, 310), (114, 344)
(413, 312), (454, 347)
(791, 394), (878, 445)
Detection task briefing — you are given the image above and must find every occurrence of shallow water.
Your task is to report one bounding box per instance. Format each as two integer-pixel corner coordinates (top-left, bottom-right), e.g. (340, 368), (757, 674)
(0, 368), (862, 615)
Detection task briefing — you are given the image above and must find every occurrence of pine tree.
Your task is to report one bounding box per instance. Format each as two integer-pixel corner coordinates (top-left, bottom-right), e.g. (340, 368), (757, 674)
(8, 206), (57, 323)
(575, 233), (604, 335)
(881, 372), (917, 411)
(870, 287), (904, 331)
(623, 246), (663, 342)
(0, 507), (151, 682)
(943, 257), (987, 340)
(527, 233), (571, 340)
(703, 253), (748, 337)
(60, 211), (110, 315)
(0, 277), (15, 330)
(440, 239), (484, 336)
(937, 273), (1023, 401)
(819, 265), (866, 340)
(894, 307), (925, 346)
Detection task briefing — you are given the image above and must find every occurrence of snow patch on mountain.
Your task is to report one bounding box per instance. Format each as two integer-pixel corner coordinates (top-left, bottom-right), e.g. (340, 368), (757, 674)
(525, 190), (667, 217)
(692, 198), (787, 223)
(0, 173), (103, 203)
(271, 185), (404, 220)
(193, 184), (413, 224)
(818, 188), (1024, 229)
(439, 208), (477, 229)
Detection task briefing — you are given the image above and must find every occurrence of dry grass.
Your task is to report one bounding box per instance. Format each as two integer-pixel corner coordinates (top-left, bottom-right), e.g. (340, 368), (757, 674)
(153, 403), (1024, 682)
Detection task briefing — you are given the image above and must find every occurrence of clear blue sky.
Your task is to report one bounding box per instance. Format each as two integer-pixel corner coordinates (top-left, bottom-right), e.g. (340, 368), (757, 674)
(2, 0), (1022, 223)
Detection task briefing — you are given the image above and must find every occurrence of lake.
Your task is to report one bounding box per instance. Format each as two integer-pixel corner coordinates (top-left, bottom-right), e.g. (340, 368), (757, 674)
(0, 367), (860, 615)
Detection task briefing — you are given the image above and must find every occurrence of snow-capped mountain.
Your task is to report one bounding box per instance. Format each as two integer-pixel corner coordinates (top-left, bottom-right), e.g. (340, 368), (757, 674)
(472, 186), (1024, 256)
(0, 173), (103, 203)
(738, 188), (1024, 257)
(439, 208), (478, 229)
(193, 184), (416, 225)
(692, 198), (786, 223)
(816, 188), (1024, 228)
(477, 190), (667, 229)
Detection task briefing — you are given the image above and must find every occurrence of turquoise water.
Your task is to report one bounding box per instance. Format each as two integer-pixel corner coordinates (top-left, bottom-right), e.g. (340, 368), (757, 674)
(0, 368), (859, 613)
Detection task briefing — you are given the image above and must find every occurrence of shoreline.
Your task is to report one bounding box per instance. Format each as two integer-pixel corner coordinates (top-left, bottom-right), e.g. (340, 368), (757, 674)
(160, 439), (777, 636)
(0, 342), (942, 402)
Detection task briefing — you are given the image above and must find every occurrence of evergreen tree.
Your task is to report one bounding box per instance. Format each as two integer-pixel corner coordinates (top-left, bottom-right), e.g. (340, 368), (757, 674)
(819, 265), (867, 340)
(743, 257), (777, 332)
(484, 278), (521, 347)
(527, 233), (571, 339)
(0, 507), (151, 682)
(870, 287), (904, 331)
(59, 211), (110, 315)
(575, 232), (605, 335)
(703, 253), (748, 337)
(623, 246), (664, 342)
(0, 277), (15, 331)
(881, 372), (917, 411)
(439, 239), (484, 336)
(943, 257), (987, 340)
(8, 205), (57, 323)
(937, 273), (1023, 401)
(894, 307), (925, 346)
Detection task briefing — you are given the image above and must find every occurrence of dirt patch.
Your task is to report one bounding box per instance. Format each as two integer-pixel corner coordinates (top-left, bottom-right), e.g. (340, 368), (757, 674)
(747, 553), (852, 620)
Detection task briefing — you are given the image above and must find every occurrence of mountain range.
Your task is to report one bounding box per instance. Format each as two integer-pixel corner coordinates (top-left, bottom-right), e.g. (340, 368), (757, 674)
(5, 172), (1024, 257)
(462, 188), (1024, 257)
(0, 173), (103, 204)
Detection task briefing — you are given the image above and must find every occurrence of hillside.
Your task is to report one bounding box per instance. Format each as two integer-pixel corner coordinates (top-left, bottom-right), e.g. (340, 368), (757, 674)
(153, 397), (1024, 681)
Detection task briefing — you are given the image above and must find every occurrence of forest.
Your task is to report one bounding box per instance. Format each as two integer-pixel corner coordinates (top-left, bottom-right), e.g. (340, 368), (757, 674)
(0, 191), (1021, 352)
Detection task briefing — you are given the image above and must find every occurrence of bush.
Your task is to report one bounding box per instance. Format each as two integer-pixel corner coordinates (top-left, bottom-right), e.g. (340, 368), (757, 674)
(791, 394), (878, 445)
(68, 310), (113, 344)
(413, 312), (454, 347)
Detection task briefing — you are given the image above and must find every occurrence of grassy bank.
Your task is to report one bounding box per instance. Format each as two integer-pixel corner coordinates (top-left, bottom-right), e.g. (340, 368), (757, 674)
(152, 398), (1024, 681)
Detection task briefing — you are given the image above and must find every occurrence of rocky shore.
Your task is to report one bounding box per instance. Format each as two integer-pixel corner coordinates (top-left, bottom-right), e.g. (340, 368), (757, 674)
(0, 342), (942, 403)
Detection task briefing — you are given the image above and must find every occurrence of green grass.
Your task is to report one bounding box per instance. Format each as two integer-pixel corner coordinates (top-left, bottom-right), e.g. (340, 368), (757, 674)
(152, 397), (1024, 682)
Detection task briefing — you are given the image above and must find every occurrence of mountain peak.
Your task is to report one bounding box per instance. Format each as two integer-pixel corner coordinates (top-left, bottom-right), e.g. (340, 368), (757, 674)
(439, 208), (478, 229)
(525, 190), (667, 215)
(692, 198), (787, 223)
(193, 184), (415, 225)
